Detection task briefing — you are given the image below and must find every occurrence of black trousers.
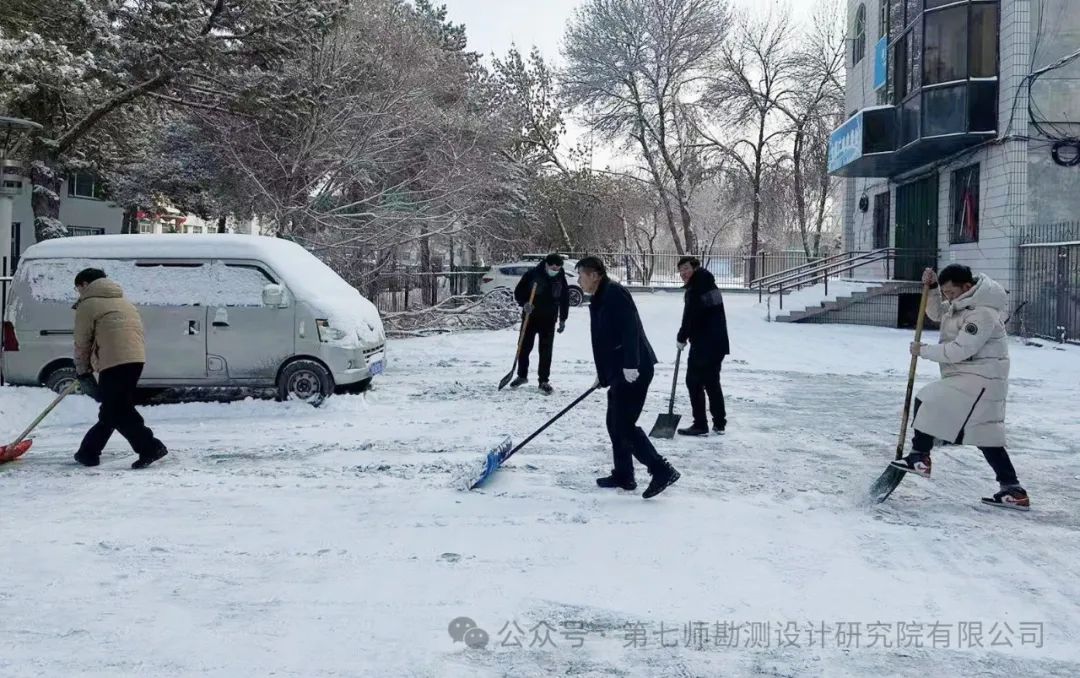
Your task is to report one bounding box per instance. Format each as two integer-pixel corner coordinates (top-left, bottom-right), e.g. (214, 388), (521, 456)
(606, 368), (667, 479)
(910, 399), (1019, 487)
(686, 355), (726, 427)
(78, 363), (164, 459)
(519, 315), (556, 382)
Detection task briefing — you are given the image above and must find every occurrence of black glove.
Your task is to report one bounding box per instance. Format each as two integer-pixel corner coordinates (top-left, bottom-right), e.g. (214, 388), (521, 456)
(78, 374), (101, 402)
(557, 320), (565, 334)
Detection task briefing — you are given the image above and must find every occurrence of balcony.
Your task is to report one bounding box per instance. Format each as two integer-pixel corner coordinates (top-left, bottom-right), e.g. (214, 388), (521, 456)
(829, 81), (997, 178)
(830, 0), (999, 178)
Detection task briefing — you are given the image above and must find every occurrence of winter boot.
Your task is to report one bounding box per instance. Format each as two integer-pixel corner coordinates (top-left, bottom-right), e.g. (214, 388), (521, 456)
(132, 445), (168, 470)
(538, 382), (553, 395)
(889, 452), (932, 478)
(713, 419), (726, 434)
(677, 423), (709, 437)
(981, 486), (1030, 511)
(74, 451), (100, 467)
(596, 473), (637, 491)
(642, 462), (681, 499)
(509, 376), (528, 389)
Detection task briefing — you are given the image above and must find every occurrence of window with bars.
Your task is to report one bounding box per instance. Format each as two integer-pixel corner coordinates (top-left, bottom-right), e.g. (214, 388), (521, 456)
(950, 164), (980, 244)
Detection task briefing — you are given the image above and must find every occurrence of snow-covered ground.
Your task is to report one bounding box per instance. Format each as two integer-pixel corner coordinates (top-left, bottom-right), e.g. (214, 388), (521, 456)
(2, 292), (1079, 677)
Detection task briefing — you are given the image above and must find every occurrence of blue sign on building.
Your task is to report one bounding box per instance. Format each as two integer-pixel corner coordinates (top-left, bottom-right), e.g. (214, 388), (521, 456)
(828, 113), (863, 173)
(873, 37), (888, 91)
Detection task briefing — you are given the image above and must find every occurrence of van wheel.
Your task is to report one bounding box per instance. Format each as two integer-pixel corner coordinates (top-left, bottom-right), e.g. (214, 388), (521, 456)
(568, 286), (584, 307)
(44, 366), (78, 395)
(278, 360), (333, 407)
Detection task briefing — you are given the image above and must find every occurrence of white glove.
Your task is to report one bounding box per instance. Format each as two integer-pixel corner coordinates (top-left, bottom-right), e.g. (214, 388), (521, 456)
(623, 368), (639, 383)
(591, 377), (601, 389)
(676, 341), (686, 351)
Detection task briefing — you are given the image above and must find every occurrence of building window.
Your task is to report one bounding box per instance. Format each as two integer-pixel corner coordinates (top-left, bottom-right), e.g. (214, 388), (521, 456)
(924, 6), (968, 85)
(853, 4), (867, 65)
(970, 2), (999, 78)
(66, 226), (106, 237)
(879, 0), (889, 40)
(67, 173), (105, 200)
(8, 221), (20, 273)
(950, 164), (979, 244)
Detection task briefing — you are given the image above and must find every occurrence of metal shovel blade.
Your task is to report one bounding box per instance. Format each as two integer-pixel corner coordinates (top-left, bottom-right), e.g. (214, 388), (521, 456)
(868, 464), (906, 503)
(497, 370), (515, 391)
(649, 413), (682, 439)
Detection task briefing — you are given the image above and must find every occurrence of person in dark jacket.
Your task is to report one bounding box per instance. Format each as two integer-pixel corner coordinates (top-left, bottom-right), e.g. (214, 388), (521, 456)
(576, 257), (680, 499)
(675, 256), (730, 436)
(512, 253), (571, 394)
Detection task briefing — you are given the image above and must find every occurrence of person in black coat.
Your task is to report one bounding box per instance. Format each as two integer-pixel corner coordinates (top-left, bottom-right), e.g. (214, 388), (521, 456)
(512, 254), (571, 394)
(576, 256), (680, 499)
(675, 256), (730, 436)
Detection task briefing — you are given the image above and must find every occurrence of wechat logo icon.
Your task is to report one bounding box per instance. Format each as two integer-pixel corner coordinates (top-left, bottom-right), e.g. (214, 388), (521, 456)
(448, 616), (489, 649)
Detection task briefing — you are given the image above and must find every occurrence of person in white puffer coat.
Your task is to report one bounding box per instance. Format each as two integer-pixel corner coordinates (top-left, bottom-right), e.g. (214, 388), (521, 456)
(890, 264), (1029, 511)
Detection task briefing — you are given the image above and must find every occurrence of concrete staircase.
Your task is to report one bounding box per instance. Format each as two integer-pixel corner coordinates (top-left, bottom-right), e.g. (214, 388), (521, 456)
(774, 280), (902, 323)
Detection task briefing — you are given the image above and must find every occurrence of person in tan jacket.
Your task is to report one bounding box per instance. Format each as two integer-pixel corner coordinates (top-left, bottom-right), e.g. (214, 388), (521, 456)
(890, 265), (1028, 510)
(73, 268), (168, 469)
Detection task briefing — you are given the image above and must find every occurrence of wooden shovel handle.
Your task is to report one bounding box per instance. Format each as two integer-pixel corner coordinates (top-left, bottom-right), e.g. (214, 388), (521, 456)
(513, 283), (539, 360)
(896, 282), (932, 460)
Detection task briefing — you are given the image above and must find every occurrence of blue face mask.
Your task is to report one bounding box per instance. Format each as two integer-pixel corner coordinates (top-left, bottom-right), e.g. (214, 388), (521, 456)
(547, 268), (560, 277)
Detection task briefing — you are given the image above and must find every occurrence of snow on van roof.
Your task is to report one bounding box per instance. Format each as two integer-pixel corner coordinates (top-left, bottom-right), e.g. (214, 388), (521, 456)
(21, 234), (387, 347)
(21, 234), (304, 261)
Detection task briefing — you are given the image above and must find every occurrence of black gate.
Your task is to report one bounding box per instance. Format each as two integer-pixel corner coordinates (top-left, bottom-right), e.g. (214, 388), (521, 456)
(1018, 242), (1080, 344)
(895, 176), (939, 280)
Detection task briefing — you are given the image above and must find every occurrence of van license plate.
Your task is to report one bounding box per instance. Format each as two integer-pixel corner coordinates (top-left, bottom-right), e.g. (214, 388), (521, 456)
(369, 360), (384, 376)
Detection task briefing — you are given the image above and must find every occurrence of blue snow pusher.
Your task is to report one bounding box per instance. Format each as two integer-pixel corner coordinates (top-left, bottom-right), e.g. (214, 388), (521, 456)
(467, 385), (599, 490)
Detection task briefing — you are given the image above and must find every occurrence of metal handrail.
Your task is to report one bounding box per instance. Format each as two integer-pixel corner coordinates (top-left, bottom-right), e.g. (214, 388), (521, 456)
(768, 247), (936, 310)
(751, 250), (870, 292)
(768, 248), (896, 296)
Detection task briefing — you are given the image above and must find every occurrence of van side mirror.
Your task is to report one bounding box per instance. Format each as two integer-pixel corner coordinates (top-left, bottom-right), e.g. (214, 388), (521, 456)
(262, 284), (288, 308)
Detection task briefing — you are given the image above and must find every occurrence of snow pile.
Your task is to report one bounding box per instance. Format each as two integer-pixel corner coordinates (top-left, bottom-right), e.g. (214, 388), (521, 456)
(383, 288), (520, 337)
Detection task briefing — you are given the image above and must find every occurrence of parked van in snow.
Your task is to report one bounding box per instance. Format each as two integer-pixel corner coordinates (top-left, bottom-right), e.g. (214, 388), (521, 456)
(2, 235), (387, 404)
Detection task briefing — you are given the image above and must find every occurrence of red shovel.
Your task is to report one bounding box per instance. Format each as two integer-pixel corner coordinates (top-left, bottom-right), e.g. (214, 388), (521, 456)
(0, 380), (80, 463)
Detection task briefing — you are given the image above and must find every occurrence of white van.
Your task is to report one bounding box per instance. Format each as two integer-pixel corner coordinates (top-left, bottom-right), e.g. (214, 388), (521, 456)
(1, 234), (387, 405)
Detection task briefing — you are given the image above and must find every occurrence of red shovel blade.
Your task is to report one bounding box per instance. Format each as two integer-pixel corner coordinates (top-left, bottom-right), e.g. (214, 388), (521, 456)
(0, 439), (33, 463)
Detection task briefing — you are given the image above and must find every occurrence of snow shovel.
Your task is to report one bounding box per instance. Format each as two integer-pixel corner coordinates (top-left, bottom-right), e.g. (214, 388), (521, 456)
(497, 282), (538, 390)
(869, 281), (931, 503)
(468, 383), (600, 489)
(0, 380), (80, 463)
(649, 345), (684, 438)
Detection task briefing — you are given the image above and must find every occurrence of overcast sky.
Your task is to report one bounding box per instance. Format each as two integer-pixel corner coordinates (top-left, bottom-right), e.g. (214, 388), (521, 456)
(442, 0), (823, 66)
(440, 0), (828, 168)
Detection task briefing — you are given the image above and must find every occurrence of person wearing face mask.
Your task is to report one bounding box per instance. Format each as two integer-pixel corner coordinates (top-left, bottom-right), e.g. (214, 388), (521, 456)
(511, 253), (571, 394)
(891, 265), (1029, 510)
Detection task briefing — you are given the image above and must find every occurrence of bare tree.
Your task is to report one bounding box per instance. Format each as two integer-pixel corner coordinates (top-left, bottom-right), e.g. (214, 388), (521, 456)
(783, 0), (846, 257)
(562, 0), (730, 254)
(697, 8), (799, 278)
